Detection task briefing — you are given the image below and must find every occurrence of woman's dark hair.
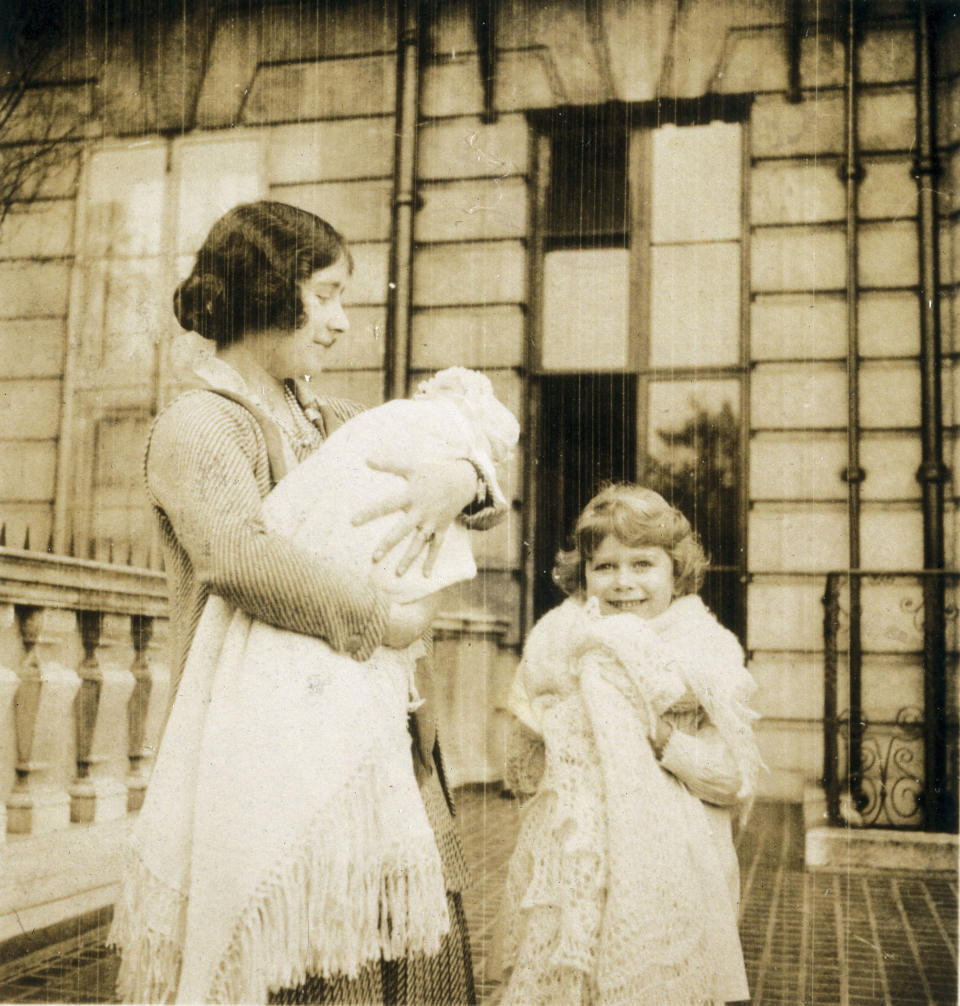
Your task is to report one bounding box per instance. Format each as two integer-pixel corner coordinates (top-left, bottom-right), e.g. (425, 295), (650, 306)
(552, 483), (707, 598)
(173, 201), (352, 346)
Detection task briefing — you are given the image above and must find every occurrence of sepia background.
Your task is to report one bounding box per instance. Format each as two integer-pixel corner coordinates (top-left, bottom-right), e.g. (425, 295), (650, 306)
(0, 0), (957, 1001)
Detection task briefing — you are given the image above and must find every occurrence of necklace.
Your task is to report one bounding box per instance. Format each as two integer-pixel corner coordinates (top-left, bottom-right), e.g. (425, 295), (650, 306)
(270, 383), (319, 452)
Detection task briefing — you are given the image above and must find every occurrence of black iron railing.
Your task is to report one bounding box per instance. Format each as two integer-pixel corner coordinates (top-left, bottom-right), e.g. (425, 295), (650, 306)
(822, 570), (958, 832)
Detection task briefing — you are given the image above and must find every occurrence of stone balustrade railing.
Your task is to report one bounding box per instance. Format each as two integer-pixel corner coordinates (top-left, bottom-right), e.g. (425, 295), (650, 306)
(0, 547), (171, 841)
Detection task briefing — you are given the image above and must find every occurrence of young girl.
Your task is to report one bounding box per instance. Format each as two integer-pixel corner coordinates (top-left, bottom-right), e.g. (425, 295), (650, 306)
(498, 484), (762, 1006)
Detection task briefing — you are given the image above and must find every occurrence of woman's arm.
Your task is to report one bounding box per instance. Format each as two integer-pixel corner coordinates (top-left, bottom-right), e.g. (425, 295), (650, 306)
(147, 393), (389, 660)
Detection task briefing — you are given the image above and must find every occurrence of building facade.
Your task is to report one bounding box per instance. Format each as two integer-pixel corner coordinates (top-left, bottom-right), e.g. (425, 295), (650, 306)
(1, 0), (958, 830)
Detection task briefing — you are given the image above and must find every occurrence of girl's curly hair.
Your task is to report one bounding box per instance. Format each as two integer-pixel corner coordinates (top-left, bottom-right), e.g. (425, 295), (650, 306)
(552, 483), (707, 598)
(173, 201), (352, 346)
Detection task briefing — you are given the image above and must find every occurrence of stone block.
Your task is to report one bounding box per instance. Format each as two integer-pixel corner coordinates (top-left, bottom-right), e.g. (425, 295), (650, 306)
(751, 226), (846, 292)
(417, 177), (528, 243)
(419, 115), (529, 181)
(413, 240), (526, 308)
(751, 293), (846, 360)
(748, 503), (848, 572)
(422, 56), (485, 119)
(747, 576), (831, 652)
(0, 441), (57, 503)
(751, 361), (847, 429)
(860, 359), (920, 428)
(347, 242), (390, 306)
(805, 824), (958, 871)
(0, 381), (61, 440)
(859, 221), (919, 288)
(751, 161), (845, 225)
(0, 263), (70, 319)
(860, 27), (915, 85)
(858, 87), (916, 151)
(860, 505), (924, 570)
(272, 179), (393, 242)
(748, 655), (825, 721)
(0, 320), (66, 380)
(411, 305), (524, 370)
(751, 93), (844, 158)
(266, 118), (396, 184)
(0, 203), (74, 261)
(859, 158), (917, 220)
(799, 31), (844, 89)
(243, 55), (395, 123)
(859, 291), (920, 357)
(859, 435), (923, 500)
(750, 432), (846, 501)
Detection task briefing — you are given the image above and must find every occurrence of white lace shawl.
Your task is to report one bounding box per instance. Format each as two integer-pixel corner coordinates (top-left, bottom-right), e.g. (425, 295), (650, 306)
(499, 596), (761, 1006)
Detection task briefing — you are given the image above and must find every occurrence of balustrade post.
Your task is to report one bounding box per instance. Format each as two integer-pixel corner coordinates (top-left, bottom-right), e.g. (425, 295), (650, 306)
(0, 607), (20, 840)
(7, 606), (82, 835)
(127, 615), (170, 811)
(70, 612), (135, 824)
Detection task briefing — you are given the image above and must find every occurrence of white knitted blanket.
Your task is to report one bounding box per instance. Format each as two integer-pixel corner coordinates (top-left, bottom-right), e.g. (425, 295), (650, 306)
(499, 596), (762, 1006)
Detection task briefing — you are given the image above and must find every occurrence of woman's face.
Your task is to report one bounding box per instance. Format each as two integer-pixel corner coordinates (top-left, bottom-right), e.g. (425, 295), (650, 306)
(584, 534), (675, 620)
(263, 256), (351, 382)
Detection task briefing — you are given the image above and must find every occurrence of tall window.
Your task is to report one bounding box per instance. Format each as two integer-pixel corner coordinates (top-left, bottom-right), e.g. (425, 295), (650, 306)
(532, 107), (746, 639)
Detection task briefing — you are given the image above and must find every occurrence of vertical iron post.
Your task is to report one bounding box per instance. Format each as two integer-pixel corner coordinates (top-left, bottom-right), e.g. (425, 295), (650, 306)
(913, 2), (951, 831)
(841, 0), (865, 811)
(823, 573), (841, 827)
(385, 0), (423, 402)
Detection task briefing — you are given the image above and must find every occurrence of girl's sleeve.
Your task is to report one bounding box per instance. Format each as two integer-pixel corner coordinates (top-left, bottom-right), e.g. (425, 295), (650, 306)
(658, 722), (742, 807)
(147, 394), (389, 660)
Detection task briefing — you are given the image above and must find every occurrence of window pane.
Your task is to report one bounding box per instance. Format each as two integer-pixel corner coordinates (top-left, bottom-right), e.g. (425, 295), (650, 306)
(643, 379), (742, 634)
(541, 248), (630, 371)
(546, 105), (629, 246)
(651, 122), (741, 243)
(649, 242), (740, 367)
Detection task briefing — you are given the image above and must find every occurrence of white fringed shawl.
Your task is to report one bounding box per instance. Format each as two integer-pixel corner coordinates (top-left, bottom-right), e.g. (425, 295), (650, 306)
(499, 595), (762, 1006)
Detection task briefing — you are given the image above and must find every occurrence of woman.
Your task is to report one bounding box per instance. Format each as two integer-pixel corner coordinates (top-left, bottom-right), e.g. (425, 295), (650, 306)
(111, 201), (503, 1004)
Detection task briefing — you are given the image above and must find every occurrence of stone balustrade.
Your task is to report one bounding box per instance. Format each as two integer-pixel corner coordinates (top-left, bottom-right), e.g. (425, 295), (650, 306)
(0, 546), (170, 942)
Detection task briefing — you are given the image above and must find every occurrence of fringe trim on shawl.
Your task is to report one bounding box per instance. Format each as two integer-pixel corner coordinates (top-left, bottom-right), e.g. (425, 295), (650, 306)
(109, 850), (187, 1004)
(110, 755), (449, 1005)
(202, 755), (449, 1004)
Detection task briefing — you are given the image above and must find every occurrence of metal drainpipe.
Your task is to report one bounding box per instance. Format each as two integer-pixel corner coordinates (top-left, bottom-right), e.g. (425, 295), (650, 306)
(913, 1), (951, 832)
(385, 0), (422, 401)
(840, 0), (866, 814)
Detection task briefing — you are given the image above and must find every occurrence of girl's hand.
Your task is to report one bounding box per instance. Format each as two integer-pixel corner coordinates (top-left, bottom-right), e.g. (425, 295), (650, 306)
(352, 457), (479, 576)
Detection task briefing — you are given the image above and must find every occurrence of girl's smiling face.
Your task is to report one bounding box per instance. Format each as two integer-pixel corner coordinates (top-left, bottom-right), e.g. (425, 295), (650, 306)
(584, 534), (675, 620)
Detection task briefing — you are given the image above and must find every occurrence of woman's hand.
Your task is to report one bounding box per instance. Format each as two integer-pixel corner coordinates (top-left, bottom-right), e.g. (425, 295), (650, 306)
(352, 457), (479, 576)
(385, 594), (442, 649)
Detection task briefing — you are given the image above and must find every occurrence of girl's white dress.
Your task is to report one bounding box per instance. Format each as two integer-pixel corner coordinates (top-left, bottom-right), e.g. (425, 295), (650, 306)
(110, 369), (518, 1004)
(498, 595), (763, 1006)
